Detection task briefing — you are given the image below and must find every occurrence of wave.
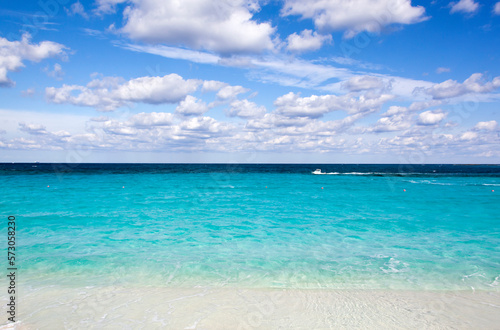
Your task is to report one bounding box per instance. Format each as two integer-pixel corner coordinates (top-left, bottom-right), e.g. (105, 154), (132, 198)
(311, 171), (500, 179)
(313, 171), (437, 176)
(404, 180), (454, 185)
(404, 180), (500, 187)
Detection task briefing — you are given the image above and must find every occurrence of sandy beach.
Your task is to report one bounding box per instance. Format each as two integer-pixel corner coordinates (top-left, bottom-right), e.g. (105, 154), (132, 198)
(2, 286), (499, 329)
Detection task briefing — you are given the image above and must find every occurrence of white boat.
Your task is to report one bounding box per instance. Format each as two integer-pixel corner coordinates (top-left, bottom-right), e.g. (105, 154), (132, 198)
(312, 169), (322, 174)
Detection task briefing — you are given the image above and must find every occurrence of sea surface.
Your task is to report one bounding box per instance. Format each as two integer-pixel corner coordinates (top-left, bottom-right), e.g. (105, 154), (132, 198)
(1, 163), (499, 291)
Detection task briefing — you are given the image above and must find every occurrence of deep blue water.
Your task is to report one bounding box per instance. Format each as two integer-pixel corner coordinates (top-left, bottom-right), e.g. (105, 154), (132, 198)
(1, 163), (499, 290)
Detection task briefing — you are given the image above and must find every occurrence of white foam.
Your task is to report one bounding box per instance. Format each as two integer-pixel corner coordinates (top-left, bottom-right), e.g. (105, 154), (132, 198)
(380, 258), (409, 274)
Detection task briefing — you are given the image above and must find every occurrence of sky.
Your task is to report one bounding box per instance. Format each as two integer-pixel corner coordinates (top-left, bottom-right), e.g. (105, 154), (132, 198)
(0, 0), (499, 163)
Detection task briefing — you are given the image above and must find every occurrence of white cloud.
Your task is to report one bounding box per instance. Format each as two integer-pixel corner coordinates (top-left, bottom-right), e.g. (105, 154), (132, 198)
(246, 113), (311, 129)
(342, 76), (386, 92)
(66, 1), (89, 18)
(286, 29), (332, 53)
(370, 101), (450, 132)
(120, 0), (275, 54)
(423, 73), (500, 99)
(282, 0), (427, 38)
(450, 0), (479, 14)
(175, 96), (209, 116)
(202, 80), (228, 92)
(227, 99), (266, 118)
(4, 103), (499, 160)
(94, 0), (127, 14)
(372, 114), (412, 132)
(460, 131), (478, 141)
(128, 112), (174, 127)
(21, 88), (36, 97)
(474, 120), (497, 131)
(408, 100), (444, 112)
(274, 91), (394, 118)
(436, 67), (451, 74)
(44, 63), (64, 80)
(46, 74), (201, 111)
(102, 121), (138, 136)
(216, 85), (249, 100)
(179, 116), (234, 135)
(122, 43), (220, 65)
(494, 2), (500, 15)
(0, 34), (67, 87)
(251, 56), (353, 90)
(369, 105), (414, 132)
(417, 110), (446, 125)
(90, 116), (109, 122)
(19, 123), (49, 135)
(326, 57), (385, 71)
(115, 75), (200, 104)
(383, 105), (408, 117)
(120, 43), (440, 100)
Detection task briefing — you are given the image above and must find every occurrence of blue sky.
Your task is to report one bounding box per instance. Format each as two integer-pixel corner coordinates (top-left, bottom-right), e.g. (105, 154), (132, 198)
(0, 0), (499, 163)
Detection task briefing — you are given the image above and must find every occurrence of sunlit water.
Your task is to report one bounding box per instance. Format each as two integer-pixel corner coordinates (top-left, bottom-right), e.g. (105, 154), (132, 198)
(1, 163), (499, 291)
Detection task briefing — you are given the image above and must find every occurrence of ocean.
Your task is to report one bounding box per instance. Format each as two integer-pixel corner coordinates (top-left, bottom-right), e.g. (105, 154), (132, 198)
(1, 163), (499, 291)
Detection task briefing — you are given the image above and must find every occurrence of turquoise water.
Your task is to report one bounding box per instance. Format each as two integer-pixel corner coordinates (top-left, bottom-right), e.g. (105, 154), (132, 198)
(1, 164), (499, 290)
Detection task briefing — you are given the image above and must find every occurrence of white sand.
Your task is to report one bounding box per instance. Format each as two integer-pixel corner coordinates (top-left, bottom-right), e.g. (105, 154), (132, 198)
(1, 286), (499, 329)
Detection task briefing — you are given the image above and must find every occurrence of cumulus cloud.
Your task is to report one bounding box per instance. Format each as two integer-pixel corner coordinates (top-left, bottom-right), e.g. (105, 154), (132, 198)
(19, 123), (49, 135)
(417, 110), (447, 125)
(274, 91), (394, 118)
(7, 103), (499, 159)
(372, 114), (412, 132)
(286, 29), (332, 53)
(227, 99), (266, 118)
(122, 41), (439, 99)
(202, 80), (228, 92)
(408, 100), (444, 112)
(369, 106), (413, 132)
(115, 75), (200, 104)
(450, 0), (479, 14)
(128, 112), (174, 128)
(46, 74), (201, 111)
(216, 85), (249, 100)
(460, 131), (478, 141)
(246, 113), (311, 129)
(495, 2), (500, 15)
(0, 34), (67, 87)
(370, 102), (452, 132)
(18, 122), (71, 148)
(120, 0), (275, 54)
(423, 73), (500, 99)
(102, 121), (138, 136)
(175, 96), (209, 116)
(282, 0), (427, 38)
(474, 120), (497, 131)
(179, 116), (234, 135)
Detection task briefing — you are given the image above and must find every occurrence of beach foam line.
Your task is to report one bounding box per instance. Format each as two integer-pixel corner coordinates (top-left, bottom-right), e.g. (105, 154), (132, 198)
(2, 286), (499, 329)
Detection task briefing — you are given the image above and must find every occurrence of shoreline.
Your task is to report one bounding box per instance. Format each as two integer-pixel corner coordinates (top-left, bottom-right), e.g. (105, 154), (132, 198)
(2, 286), (499, 329)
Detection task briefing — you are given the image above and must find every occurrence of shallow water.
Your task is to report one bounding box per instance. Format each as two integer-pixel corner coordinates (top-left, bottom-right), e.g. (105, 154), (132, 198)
(1, 163), (499, 291)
